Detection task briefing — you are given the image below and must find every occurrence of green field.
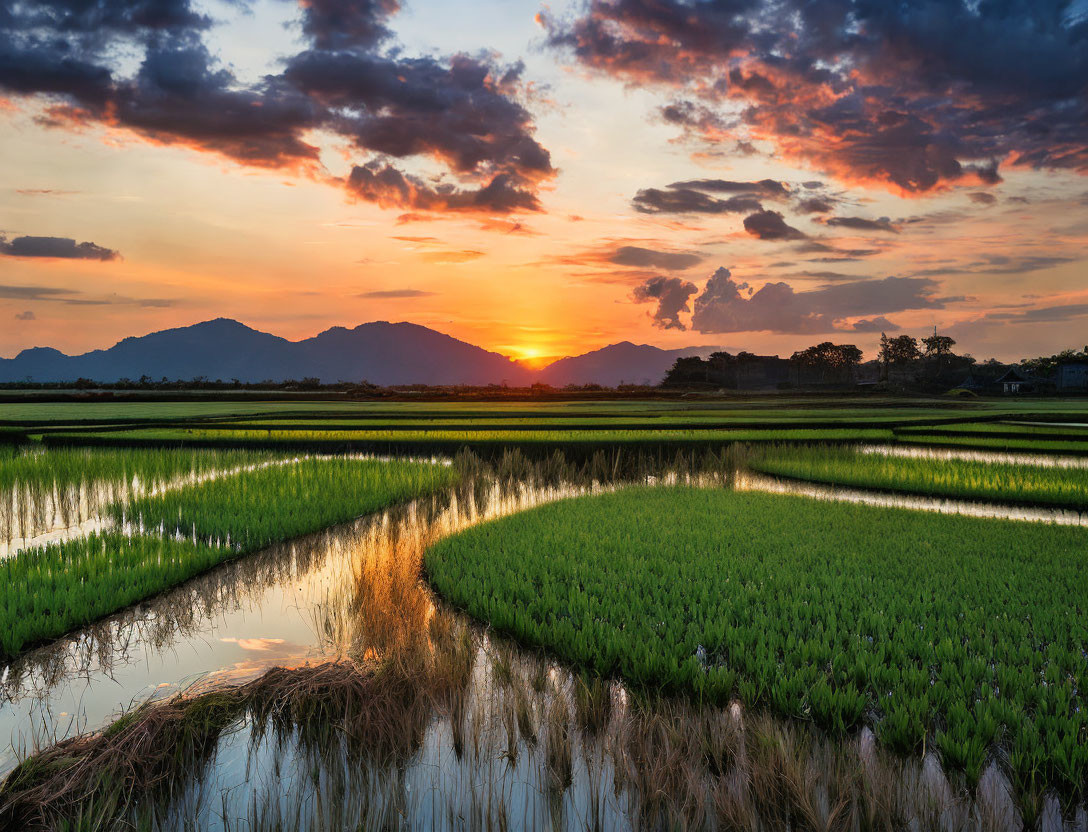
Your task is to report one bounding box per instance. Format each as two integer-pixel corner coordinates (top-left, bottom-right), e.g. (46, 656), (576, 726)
(0, 445), (277, 493)
(1, 456), (457, 659)
(115, 456), (458, 552)
(427, 487), (1088, 798)
(749, 446), (1088, 508)
(0, 533), (229, 658)
(72, 426), (896, 448)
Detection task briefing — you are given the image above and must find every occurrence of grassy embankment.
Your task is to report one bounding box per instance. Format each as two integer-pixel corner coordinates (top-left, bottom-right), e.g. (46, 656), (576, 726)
(748, 446), (1088, 508)
(426, 487), (1088, 802)
(1, 457), (457, 659)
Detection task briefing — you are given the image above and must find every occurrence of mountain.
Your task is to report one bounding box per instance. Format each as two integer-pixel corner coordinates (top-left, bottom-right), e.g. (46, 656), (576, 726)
(0, 318), (533, 386)
(536, 342), (722, 387)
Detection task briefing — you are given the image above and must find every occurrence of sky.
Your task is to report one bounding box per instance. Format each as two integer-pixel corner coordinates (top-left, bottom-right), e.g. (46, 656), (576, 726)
(1, 0), (1086, 365)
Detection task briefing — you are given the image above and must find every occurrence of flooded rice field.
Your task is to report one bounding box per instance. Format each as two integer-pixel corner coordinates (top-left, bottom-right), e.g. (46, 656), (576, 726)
(2, 451), (1087, 830)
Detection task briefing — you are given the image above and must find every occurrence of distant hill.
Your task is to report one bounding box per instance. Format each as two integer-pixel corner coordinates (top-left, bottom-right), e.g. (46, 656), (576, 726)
(536, 342), (723, 387)
(0, 318), (534, 386)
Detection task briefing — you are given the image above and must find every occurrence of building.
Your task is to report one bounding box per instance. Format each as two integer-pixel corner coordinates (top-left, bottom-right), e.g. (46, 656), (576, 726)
(1057, 361), (1088, 392)
(994, 368), (1034, 394)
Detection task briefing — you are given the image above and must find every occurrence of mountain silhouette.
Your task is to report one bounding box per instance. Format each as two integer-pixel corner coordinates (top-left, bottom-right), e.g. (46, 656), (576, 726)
(0, 318), (533, 386)
(536, 342), (721, 387)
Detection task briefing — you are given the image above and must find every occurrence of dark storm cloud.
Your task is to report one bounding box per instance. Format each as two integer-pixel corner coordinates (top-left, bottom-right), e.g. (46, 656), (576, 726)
(0, 0), (553, 215)
(824, 216), (899, 234)
(0, 236), (118, 260)
(632, 187), (762, 214)
(300, 0), (400, 50)
(742, 210), (806, 240)
(542, 0), (1088, 193)
(631, 276), (698, 330)
(690, 268), (956, 334)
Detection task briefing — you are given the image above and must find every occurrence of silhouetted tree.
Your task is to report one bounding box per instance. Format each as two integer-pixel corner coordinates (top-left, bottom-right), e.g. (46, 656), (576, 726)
(790, 342), (863, 384)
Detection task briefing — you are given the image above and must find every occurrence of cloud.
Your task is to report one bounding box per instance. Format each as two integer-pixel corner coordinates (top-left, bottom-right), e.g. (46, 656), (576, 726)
(300, 0), (400, 50)
(669, 178), (788, 199)
(0, 0), (553, 216)
(608, 245), (702, 270)
(0, 235), (118, 260)
(346, 164), (540, 214)
(968, 192), (998, 206)
(632, 187), (761, 215)
(417, 249), (485, 264)
(14, 310), (35, 320)
(0, 284), (79, 300)
(358, 289), (436, 298)
(690, 268), (957, 334)
(850, 316), (899, 332)
(796, 197), (834, 214)
(986, 304), (1088, 324)
(541, 0), (1088, 194)
(632, 276), (698, 330)
(0, 283), (173, 307)
(742, 210), (806, 241)
(824, 216), (899, 234)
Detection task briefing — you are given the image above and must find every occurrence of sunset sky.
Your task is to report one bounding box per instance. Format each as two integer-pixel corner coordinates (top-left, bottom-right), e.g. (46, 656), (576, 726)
(1, 0), (1086, 364)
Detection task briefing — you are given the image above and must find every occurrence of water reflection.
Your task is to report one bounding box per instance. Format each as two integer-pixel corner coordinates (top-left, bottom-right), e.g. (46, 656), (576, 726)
(2, 454), (1086, 830)
(737, 470), (1088, 526)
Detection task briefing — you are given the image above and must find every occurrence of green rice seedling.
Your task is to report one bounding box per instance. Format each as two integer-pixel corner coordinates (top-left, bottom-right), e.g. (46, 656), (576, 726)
(0, 446), (282, 544)
(425, 487), (1088, 803)
(748, 445), (1088, 508)
(895, 433), (1088, 454)
(115, 457), (458, 553)
(0, 533), (230, 659)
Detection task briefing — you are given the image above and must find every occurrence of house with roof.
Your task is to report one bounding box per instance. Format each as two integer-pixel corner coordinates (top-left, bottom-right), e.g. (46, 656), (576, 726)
(1056, 360), (1088, 392)
(993, 367), (1036, 394)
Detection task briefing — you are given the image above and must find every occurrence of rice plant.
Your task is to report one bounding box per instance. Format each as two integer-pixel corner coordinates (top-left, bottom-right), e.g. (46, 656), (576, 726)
(425, 487), (1088, 801)
(748, 445), (1088, 508)
(0, 532), (230, 658)
(115, 457), (459, 552)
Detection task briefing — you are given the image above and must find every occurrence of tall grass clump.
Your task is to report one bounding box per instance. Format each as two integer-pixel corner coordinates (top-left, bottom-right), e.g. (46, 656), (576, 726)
(426, 487), (1088, 803)
(115, 457), (458, 552)
(0, 532), (229, 658)
(749, 445), (1088, 508)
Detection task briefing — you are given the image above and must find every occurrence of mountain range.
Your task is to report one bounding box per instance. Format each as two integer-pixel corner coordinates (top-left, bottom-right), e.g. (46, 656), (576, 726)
(0, 319), (721, 387)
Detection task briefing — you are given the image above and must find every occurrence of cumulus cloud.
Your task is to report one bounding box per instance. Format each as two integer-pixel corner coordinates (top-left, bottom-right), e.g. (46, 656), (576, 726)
(0, 236), (118, 260)
(689, 267), (957, 334)
(632, 276), (698, 330)
(541, 0), (1088, 194)
(0, 0), (553, 216)
(742, 210), (806, 241)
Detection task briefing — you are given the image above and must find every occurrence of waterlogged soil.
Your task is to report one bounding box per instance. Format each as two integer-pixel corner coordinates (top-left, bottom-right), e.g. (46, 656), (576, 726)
(2, 462), (1087, 830)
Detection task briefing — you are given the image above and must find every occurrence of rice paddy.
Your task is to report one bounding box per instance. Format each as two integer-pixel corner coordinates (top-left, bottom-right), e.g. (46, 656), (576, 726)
(426, 487), (1088, 804)
(748, 445), (1088, 508)
(3, 397), (1088, 828)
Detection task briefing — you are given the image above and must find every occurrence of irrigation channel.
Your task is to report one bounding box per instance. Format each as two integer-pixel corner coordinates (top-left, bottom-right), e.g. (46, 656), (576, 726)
(1, 448), (1086, 830)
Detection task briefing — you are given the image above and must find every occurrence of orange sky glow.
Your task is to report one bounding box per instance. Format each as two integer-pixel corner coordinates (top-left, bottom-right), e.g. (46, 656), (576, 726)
(1, 0), (1086, 365)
